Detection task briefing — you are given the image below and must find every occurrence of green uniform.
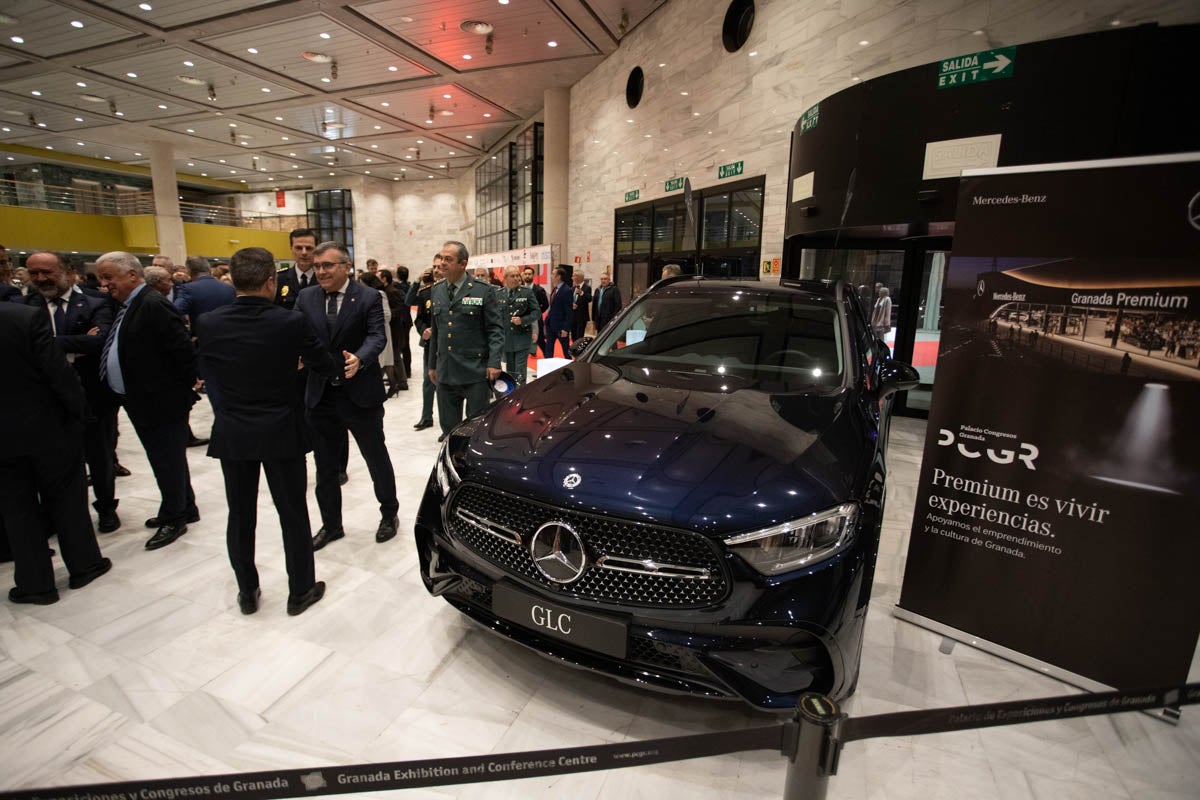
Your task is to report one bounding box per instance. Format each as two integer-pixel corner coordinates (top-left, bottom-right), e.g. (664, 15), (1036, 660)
(428, 275), (506, 435)
(500, 285), (539, 385)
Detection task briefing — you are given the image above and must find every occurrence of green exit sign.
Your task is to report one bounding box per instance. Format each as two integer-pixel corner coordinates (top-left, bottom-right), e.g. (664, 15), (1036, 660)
(664, 177), (685, 192)
(937, 46), (1015, 88)
(624, 189), (640, 203)
(718, 161), (744, 180)
(799, 104), (819, 134)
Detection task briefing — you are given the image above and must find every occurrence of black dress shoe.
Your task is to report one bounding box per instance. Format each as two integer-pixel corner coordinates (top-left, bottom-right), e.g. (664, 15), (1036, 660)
(287, 581), (325, 616)
(145, 508), (200, 528)
(413, 419), (433, 430)
(145, 523), (187, 550)
(238, 588), (261, 615)
(311, 526), (344, 551)
(9, 586), (59, 605)
(187, 435), (209, 448)
(338, 471), (348, 486)
(69, 557), (112, 590)
(98, 510), (121, 534)
(113, 462), (131, 477)
(376, 515), (399, 543)
(437, 432), (447, 443)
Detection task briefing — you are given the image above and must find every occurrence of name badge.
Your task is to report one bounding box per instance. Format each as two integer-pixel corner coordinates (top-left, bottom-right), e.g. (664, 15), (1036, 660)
(462, 296), (483, 306)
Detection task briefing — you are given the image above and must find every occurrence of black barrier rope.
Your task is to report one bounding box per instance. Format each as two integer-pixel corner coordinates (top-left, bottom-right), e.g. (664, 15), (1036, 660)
(7, 682), (1199, 800)
(841, 682), (1200, 743)
(3, 725), (785, 800)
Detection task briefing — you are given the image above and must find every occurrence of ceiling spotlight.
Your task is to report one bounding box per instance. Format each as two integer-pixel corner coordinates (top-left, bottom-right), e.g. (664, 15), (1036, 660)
(126, 72), (137, 78)
(483, 112), (492, 118)
(439, 109), (453, 116)
(498, 0), (509, 4)
(462, 54), (472, 60)
(30, 90), (40, 96)
(9, 35), (23, 44)
(261, 87), (271, 92)
(302, 51), (332, 63)
(547, 40), (557, 47)
(460, 20), (494, 35)
(76, 81), (87, 87)
(70, 20), (84, 29)
(858, 40), (869, 46)
(183, 60), (194, 67)
(157, 103), (168, 109)
(139, 3), (152, 11)
(247, 47), (258, 54)
(74, 117), (83, 122)
(442, 93), (452, 99)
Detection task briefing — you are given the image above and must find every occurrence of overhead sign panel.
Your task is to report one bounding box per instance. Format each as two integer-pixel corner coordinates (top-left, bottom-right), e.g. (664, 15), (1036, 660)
(937, 46), (1016, 88)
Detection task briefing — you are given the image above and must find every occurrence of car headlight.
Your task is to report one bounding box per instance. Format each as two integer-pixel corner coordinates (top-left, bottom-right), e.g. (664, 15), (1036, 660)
(435, 439), (461, 495)
(723, 503), (858, 575)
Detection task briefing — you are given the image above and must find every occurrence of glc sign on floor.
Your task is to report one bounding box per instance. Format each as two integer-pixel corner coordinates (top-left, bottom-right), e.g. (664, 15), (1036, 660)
(937, 46), (1015, 88)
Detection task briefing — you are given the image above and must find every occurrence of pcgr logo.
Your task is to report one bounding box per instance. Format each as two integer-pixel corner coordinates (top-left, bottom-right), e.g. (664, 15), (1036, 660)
(938, 429), (1039, 470)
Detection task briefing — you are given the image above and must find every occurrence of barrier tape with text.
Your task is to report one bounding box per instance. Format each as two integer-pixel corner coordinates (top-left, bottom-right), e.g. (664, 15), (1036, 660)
(7, 682), (1197, 800)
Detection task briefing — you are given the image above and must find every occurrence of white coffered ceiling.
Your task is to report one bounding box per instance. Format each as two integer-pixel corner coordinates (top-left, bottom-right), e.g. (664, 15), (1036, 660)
(0, 0), (667, 188)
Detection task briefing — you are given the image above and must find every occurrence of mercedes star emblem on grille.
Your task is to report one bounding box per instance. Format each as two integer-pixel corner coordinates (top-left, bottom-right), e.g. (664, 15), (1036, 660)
(530, 522), (588, 584)
(563, 473), (582, 489)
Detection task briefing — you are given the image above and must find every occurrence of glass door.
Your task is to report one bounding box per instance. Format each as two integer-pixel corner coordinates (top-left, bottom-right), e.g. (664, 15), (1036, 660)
(904, 249), (949, 411)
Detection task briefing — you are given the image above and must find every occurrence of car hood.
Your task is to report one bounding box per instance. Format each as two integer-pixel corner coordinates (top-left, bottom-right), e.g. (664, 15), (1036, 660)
(457, 362), (870, 537)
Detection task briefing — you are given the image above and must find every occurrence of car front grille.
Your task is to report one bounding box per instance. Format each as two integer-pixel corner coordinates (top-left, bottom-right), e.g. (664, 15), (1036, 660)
(447, 483), (729, 608)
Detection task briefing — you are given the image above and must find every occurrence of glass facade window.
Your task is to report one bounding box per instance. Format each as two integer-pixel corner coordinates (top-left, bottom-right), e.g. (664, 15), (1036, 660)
(306, 189), (354, 261)
(474, 122), (543, 254)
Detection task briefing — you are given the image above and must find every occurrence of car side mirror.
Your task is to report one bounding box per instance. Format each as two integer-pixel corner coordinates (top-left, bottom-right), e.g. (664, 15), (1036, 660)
(878, 358), (919, 397)
(569, 336), (594, 358)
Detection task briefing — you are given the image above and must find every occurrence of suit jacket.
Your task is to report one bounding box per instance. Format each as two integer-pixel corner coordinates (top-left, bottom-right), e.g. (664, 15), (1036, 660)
(0, 284), (22, 303)
(273, 265), (315, 310)
(296, 280), (386, 409)
(25, 289), (118, 414)
(0, 303), (85, 456)
(529, 282), (549, 314)
(571, 283), (592, 338)
(545, 281), (574, 338)
(196, 297), (339, 460)
(113, 286), (197, 424)
(592, 284), (623, 330)
(428, 276), (506, 384)
(175, 274), (235, 329)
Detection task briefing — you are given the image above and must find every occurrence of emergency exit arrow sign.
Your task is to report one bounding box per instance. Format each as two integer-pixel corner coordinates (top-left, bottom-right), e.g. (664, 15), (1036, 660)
(937, 46), (1015, 88)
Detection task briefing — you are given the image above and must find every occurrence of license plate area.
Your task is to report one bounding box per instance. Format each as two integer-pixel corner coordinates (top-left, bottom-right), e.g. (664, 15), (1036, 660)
(492, 582), (628, 659)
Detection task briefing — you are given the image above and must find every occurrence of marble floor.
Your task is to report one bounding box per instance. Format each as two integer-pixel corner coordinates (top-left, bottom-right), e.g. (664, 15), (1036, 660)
(2, 364), (1198, 799)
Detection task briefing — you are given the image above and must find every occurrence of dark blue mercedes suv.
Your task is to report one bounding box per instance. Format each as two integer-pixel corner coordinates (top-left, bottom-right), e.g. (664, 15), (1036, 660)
(414, 277), (918, 709)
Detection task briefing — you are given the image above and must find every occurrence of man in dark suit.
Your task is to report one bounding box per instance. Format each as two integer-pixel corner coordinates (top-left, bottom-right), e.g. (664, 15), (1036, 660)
(0, 244), (21, 303)
(175, 256), (235, 329)
(95, 251), (198, 550)
(522, 265), (549, 359)
(274, 228), (318, 311)
(409, 255), (442, 431)
(591, 271), (622, 331)
(0, 302), (111, 604)
(543, 266), (574, 358)
(570, 271), (592, 343)
(296, 241), (399, 550)
(428, 241), (506, 439)
(196, 247), (339, 616)
(25, 251), (122, 533)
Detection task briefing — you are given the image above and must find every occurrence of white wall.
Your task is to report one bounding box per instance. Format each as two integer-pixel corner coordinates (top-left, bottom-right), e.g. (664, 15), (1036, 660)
(565, 0), (1200, 283)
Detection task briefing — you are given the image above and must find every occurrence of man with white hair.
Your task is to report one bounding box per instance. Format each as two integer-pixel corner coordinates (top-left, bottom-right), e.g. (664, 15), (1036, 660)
(94, 251), (199, 551)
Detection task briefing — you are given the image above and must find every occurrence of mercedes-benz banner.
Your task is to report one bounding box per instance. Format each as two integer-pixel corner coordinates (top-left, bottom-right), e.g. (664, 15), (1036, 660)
(897, 153), (1200, 691)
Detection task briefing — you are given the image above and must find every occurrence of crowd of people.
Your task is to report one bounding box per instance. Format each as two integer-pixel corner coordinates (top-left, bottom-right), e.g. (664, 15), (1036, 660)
(0, 234), (623, 615)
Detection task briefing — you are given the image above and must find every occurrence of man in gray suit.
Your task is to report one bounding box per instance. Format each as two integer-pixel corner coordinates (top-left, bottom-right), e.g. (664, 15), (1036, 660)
(427, 241), (505, 440)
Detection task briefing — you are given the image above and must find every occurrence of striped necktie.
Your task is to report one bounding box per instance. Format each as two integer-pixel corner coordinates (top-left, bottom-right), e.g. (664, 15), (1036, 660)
(98, 304), (126, 385)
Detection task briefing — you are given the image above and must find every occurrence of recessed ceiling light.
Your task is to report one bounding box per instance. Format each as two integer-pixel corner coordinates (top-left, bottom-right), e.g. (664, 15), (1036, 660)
(290, 164), (297, 168)
(30, 90), (41, 96)
(1110, 19), (1121, 26)
(405, 154), (412, 159)
(498, 0), (509, 4)
(626, 119), (633, 123)
(183, 60), (194, 67)
(281, 136), (289, 140)
(370, 143), (378, 148)
(462, 54), (472, 60)
(483, 112), (491, 118)
(80, 93), (105, 102)
(45, 145), (54, 150)
(443, 93), (452, 99)
(425, 118), (433, 124)
(373, 125), (381, 130)
(70, 20), (84, 28)
(104, 156), (112, 160)
(36, 121), (46, 127)
(76, 81), (87, 87)
(400, 168), (406, 171)
(448, 151), (455, 155)
(364, 170), (370, 174)
(186, 128), (195, 133)
(297, 175), (302, 178)
(134, 151), (142, 156)
(680, 91), (688, 96)
(74, 117), (83, 122)
(126, 72), (137, 78)
(261, 87), (271, 93)
(10, 36), (24, 44)
(230, 169), (236, 173)
(388, 65), (398, 72)
(319, 32), (331, 39)
(365, 158), (372, 162)
(748, 51), (757, 56)
(240, 179), (246, 183)
(329, 171), (334, 175)
(268, 177), (273, 181)
(157, 104), (167, 109)
(658, 63), (666, 68)
(416, 139), (423, 144)
(693, 111), (700, 116)
(858, 40), (869, 46)
(972, 29), (984, 35)
(851, 75), (861, 82)
(547, 41), (557, 47)
(114, 111), (124, 116)
(321, 77), (331, 83)
(643, 134), (651, 138)
(219, 159), (226, 163)
(381, 101), (389, 107)
(465, 134), (473, 139)
(76, 141), (84, 146)
(228, 122), (237, 127)
(247, 47), (258, 54)
(288, 152), (296, 156)
(428, 175), (433, 179)
(139, 3), (152, 11)
(187, 162), (194, 166)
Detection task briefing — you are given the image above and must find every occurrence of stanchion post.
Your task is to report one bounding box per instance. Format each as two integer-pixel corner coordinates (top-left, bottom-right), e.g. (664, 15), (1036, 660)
(782, 693), (845, 800)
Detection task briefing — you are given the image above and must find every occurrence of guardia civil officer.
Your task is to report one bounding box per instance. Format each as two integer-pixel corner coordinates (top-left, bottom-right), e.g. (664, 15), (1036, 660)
(427, 241), (505, 439)
(500, 266), (539, 385)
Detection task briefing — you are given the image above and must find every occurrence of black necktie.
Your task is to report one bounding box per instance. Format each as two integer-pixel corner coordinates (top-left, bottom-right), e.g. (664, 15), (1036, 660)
(53, 298), (66, 336)
(300, 273), (309, 289)
(326, 291), (338, 332)
(448, 283), (457, 304)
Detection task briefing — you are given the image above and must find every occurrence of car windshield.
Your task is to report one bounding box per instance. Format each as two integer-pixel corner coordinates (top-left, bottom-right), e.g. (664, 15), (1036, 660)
(589, 285), (844, 388)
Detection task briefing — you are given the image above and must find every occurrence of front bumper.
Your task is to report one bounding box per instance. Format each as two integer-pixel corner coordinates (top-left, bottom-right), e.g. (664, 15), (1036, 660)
(414, 475), (863, 710)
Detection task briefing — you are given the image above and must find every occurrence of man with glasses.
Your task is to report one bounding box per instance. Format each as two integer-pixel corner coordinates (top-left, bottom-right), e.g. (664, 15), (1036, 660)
(296, 242), (399, 550)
